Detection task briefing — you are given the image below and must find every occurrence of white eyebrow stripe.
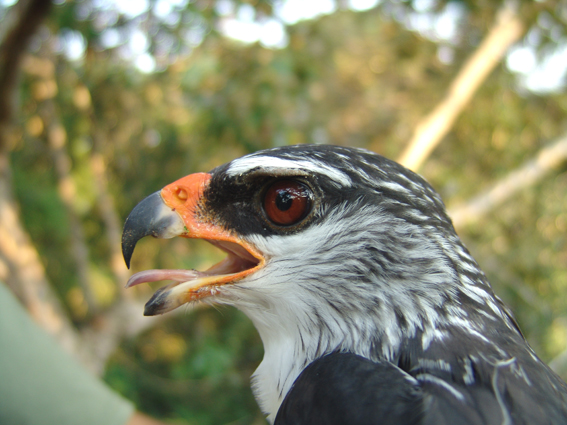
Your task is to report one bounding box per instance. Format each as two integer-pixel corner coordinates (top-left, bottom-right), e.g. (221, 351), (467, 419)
(226, 156), (352, 187)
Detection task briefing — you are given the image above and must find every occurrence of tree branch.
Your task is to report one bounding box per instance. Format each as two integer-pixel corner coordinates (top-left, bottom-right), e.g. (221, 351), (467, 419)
(0, 0), (52, 152)
(448, 134), (567, 228)
(0, 154), (83, 355)
(398, 6), (525, 171)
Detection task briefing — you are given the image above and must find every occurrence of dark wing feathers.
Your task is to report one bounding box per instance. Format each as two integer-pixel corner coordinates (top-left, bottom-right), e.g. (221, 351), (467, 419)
(275, 352), (567, 425)
(419, 379), (504, 425)
(420, 359), (567, 425)
(275, 353), (423, 425)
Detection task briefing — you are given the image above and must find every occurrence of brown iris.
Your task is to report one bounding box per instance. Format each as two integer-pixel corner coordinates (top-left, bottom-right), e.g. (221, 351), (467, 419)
(264, 180), (312, 226)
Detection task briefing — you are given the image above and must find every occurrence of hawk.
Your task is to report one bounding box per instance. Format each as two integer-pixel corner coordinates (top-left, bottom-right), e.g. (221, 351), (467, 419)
(122, 145), (567, 424)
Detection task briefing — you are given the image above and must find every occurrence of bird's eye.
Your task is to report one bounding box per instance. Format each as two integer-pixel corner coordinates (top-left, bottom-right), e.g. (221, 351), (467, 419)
(264, 180), (312, 226)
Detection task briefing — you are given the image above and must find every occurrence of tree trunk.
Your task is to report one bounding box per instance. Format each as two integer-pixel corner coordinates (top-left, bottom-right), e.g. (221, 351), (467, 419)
(0, 0), (89, 356)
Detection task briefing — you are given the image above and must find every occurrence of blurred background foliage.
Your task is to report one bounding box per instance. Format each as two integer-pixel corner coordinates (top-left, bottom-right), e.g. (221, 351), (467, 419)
(2, 0), (567, 423)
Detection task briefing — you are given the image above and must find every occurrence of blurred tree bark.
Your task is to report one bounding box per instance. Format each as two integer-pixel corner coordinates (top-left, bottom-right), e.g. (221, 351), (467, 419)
(398, 5), (525, 171)
(0, 0), (52, 148)
(0, 0), (81, 345)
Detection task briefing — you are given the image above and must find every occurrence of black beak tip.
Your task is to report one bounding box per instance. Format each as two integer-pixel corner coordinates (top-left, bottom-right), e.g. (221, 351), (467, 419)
(121, 232), (135, 269)
(143, 287), (171, 316)
(123, 255), (132, 270)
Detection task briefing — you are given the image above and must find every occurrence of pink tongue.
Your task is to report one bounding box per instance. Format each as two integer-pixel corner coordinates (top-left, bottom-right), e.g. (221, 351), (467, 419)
(125, 269), (206, 288)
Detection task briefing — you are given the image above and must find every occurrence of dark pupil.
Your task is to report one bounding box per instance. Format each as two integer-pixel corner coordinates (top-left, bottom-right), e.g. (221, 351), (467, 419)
(275, 190), (293, 211)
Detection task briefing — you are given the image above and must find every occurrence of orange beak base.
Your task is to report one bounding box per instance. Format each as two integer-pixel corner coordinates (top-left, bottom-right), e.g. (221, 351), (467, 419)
(122, 173), (265, 316)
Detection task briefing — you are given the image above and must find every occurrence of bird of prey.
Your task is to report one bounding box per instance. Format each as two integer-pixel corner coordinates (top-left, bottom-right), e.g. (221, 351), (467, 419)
(122, 145), (567, 425)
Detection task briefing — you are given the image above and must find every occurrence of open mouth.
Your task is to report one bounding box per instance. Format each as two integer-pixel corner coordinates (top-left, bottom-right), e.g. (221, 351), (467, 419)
(126, 240), (262, 316)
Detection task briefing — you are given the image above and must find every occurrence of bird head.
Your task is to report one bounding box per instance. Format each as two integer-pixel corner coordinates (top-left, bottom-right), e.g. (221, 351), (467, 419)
(123, 144), (499, 344)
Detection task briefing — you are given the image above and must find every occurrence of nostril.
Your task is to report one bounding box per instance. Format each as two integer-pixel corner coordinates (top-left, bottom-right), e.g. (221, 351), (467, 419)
(176, 188), (188, 201)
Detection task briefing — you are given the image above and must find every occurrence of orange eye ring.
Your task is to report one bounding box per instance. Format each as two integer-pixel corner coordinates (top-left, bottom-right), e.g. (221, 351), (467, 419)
(264, 180), (312, 226)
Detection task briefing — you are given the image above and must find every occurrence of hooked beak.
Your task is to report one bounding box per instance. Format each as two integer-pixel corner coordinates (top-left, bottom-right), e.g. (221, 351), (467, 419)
(122, 173), (264, 316)
(121, 191), (185, 269)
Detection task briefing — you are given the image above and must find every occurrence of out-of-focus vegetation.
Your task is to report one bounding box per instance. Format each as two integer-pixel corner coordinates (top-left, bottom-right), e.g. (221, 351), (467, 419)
(2, 0), (567, 423)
